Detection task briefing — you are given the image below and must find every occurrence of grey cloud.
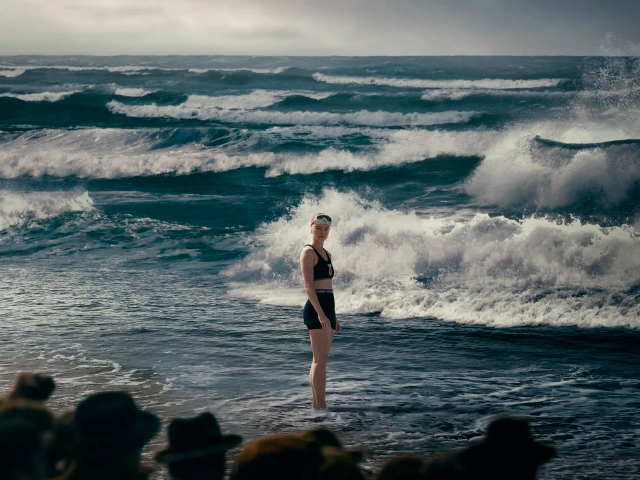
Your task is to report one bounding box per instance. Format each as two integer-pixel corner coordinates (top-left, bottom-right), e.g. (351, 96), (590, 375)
(0, 0), (639, 55)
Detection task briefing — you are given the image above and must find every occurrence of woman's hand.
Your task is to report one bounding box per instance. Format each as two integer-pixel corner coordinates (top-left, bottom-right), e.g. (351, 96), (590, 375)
(335, 318), (341, 333)
(318, 314), (331, 329)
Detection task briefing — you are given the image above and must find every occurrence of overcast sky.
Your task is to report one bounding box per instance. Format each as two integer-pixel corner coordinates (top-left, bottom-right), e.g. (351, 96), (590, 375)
(2, 0), (639, 56)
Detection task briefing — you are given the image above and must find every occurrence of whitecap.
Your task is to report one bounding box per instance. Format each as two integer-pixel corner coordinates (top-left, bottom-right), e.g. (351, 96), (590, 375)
(188, 67), (290, 74)
(313, 73), (565, 89)
(0, 68), (26, 78)
(107, 98), (478, 127)
(0, 128), (488, 179)
(114, 87), (158, 97)
(226, 189), (640, 328)
(421, 89), (571, 101)
(0, 190), (94, 231)
(0, 91), (80, 102)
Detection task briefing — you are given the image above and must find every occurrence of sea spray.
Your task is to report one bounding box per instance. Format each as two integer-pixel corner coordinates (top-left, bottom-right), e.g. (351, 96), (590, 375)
(227, 189), (640, 327)
(0, 190), (94, 231)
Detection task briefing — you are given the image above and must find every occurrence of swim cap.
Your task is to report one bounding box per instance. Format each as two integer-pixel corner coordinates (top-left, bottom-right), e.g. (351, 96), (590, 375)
(311, 213), (332, 226)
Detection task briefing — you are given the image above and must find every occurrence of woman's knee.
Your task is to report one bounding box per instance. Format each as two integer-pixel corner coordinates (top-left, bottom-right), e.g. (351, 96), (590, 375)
(312, 353), (329, 364)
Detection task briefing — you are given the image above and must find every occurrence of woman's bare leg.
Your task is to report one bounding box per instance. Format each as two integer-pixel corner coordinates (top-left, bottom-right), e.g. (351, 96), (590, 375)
(309, 328), (334, 410)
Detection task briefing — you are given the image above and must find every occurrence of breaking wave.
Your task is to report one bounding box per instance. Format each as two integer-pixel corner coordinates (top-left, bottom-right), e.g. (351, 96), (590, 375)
(420, 89), (571, 101)
(0, 91), (81, 102)
(313, 73), (565, 89)
(463, 103), (640, 209)
(114, 88), (158, 97)
(188, 67), (290, 74)
(107, 99), (478, 127)
(0, 190), (93, 231)
(0, 128), (490, 179)
(0, 68), (26, 77)
(0, 65), (292, 77)
(226, 190), (640, 328)
(129, 90), (334, 111)
(0, 129), (215, 179)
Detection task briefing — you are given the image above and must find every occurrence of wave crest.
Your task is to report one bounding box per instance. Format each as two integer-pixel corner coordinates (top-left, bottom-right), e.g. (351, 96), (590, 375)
(0, 190), (93, 231)
(0, 68), (26, 77)
(0, 128), (490, 179)
(465, 133), (640, 209)
(226, 190), (640, 328)
(114, 88), (158, 97)
(313, 73), (564, 89)
(0, 129), (216, 179)
(0, 91), (80, 102)
(107, 98), (478, 127)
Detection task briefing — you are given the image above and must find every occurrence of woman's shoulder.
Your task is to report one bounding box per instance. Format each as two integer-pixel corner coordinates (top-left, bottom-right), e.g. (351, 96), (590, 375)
(301, 245), (315, 256)
(300, 246), (317, 265)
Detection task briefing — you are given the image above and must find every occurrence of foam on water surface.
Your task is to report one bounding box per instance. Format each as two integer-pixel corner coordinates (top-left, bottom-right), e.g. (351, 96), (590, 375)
(313, 73), (565, 89)
(0, 190), (93, 231)
(227, 190), (640, 328)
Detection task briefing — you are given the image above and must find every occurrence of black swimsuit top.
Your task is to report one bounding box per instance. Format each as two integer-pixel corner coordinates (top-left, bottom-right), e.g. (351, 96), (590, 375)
(306, 245), (334, 280)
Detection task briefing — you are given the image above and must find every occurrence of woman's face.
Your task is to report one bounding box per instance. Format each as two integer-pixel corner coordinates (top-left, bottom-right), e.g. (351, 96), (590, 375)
(312, 224), (330, 242)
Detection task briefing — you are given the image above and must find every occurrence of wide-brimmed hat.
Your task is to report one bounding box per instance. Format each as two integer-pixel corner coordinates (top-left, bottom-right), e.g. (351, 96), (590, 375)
(461, 416), (556, 468)
(74, 391), (160, 459)
(156, 412), (242, 464)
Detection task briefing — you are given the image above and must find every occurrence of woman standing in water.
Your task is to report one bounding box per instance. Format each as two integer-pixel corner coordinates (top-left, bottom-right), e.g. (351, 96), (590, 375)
(300, 213), (340, 410)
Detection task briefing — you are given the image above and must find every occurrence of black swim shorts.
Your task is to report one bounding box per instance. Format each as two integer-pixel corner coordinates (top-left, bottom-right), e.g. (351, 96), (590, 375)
(303, 290), (336, 330)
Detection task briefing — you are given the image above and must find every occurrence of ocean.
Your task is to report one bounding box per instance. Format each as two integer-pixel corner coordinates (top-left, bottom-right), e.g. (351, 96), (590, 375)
(0, 55), (639, 479)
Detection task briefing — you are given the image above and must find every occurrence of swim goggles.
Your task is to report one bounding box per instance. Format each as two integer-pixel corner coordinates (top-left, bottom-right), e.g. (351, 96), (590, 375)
(312, 214), (332, 226)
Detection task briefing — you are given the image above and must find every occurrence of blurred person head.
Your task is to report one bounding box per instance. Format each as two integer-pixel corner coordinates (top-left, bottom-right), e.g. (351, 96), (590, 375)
(317, 446), (367, 480)
(0, 403), (54, 480)
(1, 373), (56, 404)
(304, 428), (367, 480)
(231, 433), (324, 480)
(69, 391), (160, 480)
(424, 415), (556, 480)
(155, 412), (242, 480)
(375, 454), (427, 480)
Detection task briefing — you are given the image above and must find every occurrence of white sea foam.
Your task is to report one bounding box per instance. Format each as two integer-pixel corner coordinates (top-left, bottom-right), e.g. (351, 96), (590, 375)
(421, 89), (474, 101)
(188, 67), (290, 74)
(261, 129), (491, 176)
(0, 190), (93, 231)
(0, 65), (291, 76)
(313, 73), (564, 89)
(0, 126), (492, 179)
(420, 89), (571, 101)
(226, 190), (640, 328)
(178, 90), (333, 110)
(264, 125), (394, 141)
(4, 116), (636, 184)
(0, 91), (80, 102)
(464, 117), (640, 208)
(467, 139), (640, 208)
(0, 68), (26, 77)
(110, 90), (332, 111)
(0, 129), (217, 179)
(0, 65), (171, 76)
(107, 98), (478, 126)
(114, 88), (158, 97)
